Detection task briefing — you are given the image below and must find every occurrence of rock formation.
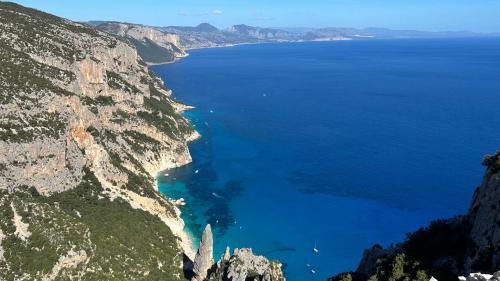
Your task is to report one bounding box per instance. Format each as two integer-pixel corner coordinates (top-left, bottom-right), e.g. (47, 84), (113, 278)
(467, 151), (500, 269)
(190, 225), (285, 281)
(212, 248), (286, 281)
(192, 224), (215, 281)
(428, 271), (500, 281)
(458, 272), (500, 281)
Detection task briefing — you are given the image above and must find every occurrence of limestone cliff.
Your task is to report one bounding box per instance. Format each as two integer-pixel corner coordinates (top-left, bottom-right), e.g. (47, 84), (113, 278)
(0, 2), (197, 280)
(95, 22), (187, 64)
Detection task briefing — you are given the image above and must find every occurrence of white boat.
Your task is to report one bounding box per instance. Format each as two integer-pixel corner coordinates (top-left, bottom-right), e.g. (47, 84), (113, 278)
(212, 192), (223, 199)
(164, 173), (169, 176)
(313, 243), (319, 253)
(311, 269), (316, 274)
(195, 169), (199, 174)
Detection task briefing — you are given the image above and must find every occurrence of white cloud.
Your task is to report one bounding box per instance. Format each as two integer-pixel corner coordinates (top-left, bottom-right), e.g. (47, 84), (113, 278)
(212, 9), (223, 16)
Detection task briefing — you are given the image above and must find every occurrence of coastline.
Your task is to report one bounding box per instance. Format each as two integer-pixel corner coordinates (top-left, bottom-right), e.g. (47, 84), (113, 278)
(152, 129), (201, 260)
(145, 36), (355, 268)
(184, 37), (353, 51)
(146, 53), (190, 67)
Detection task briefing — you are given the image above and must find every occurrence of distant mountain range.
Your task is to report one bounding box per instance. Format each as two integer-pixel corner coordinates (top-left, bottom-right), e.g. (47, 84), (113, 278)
(86, 21), (500, 64)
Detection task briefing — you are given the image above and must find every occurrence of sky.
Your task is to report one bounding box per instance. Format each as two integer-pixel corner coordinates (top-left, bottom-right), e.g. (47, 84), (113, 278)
(10, 0), (500, 32)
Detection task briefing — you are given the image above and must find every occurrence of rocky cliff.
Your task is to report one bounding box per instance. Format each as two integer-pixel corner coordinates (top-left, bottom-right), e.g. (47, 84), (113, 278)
(95, 22), (187, 64)
(0, 2), (198, 280)
(329, 151), (500, 281)
(468, 151), (500, 270)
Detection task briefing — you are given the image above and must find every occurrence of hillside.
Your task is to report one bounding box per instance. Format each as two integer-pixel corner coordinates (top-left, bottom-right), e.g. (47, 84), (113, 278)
(0, 2), (286, 280)
(0, 1), (202, 279)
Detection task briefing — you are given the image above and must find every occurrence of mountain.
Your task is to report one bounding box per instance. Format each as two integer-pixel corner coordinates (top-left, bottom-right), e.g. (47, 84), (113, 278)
(329, 151), (500, 281)
(164, 23), (220, 33)
(0, 2), (283, 280)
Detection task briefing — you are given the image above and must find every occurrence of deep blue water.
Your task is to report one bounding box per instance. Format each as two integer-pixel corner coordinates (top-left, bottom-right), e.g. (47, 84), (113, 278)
(152, 39), (500, 281)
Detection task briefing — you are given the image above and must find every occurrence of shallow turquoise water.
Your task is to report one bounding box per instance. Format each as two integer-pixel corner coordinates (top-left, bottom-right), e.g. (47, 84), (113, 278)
(153, 39), (500, 280)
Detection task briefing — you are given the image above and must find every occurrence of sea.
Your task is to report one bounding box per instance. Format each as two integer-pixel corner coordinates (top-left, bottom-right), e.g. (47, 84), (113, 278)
(152, 38), (500, 281)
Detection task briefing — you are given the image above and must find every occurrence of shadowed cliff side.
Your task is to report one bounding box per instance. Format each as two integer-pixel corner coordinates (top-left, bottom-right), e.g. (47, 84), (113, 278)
(329, 151), (500, 281)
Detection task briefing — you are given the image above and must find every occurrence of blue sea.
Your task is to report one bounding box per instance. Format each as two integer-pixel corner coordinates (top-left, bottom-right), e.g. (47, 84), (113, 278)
(152, 38), (500, 281)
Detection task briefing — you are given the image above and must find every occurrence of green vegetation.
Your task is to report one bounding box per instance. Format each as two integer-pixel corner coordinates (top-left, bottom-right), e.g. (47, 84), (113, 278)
(106, 70), (141, 94)
(127, 37), (175, 64)
(0, 2), (119, 63)
(95, 95), (115, 106)
(482, 150), (500, 173)
(329, 218), (472, 281)
(110, 109), (131, 124)
(0, 168), (183, 280)
(0, 112), (66, 143)
(122, 130), (162, 156)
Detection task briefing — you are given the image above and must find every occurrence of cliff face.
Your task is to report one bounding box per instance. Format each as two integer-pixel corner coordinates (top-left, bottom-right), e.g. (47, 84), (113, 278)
(468, 151), (500, 270)
(96, 22), (187, 64)
(0, 2), (198, 280)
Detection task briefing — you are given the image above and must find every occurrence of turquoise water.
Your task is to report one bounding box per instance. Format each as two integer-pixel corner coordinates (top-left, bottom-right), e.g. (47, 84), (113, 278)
(153, 39), (500, 280)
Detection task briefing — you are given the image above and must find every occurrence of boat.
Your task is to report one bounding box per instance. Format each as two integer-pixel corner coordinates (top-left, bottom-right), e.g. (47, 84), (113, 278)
(195, 169), (199, 174)
(313, 243), (319, 253)
(311, 269), (316, 274)
(212, 192), (223, 199)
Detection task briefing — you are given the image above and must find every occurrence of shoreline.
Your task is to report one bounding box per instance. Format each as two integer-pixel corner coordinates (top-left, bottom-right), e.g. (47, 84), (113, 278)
(152, 129), (201, 260)
(184, 37), (353, 51)
(145, 37), (351, 264)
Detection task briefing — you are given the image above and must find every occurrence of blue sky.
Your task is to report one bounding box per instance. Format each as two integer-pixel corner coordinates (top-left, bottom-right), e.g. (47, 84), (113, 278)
(11, 0), (500, 32)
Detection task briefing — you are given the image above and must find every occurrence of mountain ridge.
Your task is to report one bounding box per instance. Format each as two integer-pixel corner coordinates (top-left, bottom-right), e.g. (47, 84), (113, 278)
(91, 20), (500, 64)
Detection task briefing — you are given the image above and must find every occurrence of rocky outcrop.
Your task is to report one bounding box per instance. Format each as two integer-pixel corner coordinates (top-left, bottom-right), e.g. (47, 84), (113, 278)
(467, 151), (500, 269)
(355, 244), (392, 277)
(192, 224), (215, 281)
(208, 248), (285, 281)
(458, 272), (500, 281)
(189, 225), (285, 281)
